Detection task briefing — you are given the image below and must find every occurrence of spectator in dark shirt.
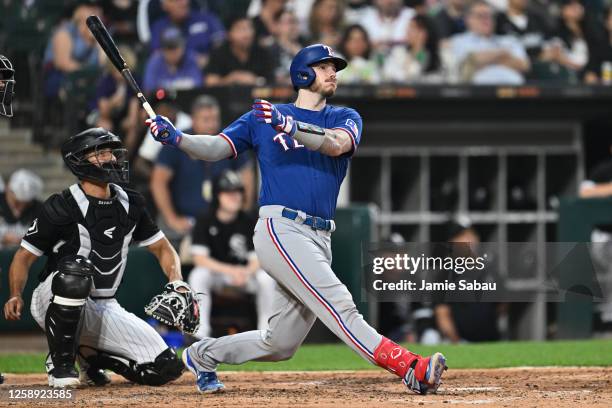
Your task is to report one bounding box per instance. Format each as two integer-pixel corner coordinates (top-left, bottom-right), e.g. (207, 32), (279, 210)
(584, 6), (612, 84)
(150, 0), (225, 68)
(143, 26), (203, 92)
(496, 0), (552, 62)
(102, 0), (140, 44)
(549, 0), (606, 80)
(252, 0), (288, 47)
(150, 95), (253, 246)
(205, 15), (276, 86)
(434, 220), (502, 343)
(433, 0), (467, 40)
(269, 10), (307, 84)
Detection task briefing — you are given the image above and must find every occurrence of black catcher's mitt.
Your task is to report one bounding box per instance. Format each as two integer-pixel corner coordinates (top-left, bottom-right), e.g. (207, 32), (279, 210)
(144, 281), (200, 335)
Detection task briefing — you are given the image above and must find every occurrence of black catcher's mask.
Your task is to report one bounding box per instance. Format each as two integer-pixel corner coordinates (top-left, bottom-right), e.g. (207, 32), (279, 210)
(0, 55), (15, 117)
(61, 128), (129, 184)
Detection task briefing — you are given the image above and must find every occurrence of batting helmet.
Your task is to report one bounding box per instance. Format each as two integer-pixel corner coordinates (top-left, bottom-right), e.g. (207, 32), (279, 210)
(0, 55), (15, 117)
(61, 128), (129, 184)
(290, 44), (347, 90)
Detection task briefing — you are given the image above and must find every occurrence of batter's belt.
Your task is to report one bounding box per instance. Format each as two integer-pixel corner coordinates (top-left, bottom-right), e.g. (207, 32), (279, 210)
(259, 205), (336, 233)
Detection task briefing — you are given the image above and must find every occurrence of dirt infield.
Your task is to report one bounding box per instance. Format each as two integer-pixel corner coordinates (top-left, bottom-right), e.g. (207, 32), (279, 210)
(1, 367), (611, 407)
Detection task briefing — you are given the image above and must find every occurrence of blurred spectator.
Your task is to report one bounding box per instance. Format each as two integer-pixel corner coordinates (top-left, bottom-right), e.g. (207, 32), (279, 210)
(433, 0), (467, 40)
(0, 169), (43, 249)
(383, 15), (442, 83)
(579, 144), (612, 331)
(359, 0), (415, 51)
(188, 170), (275, 339)
(585, 6), (612, 83)
(270, 10), (308, 84)
(205, 16), (276, 86)
(150, 95), (254, 247)
(495, 0), (552, 67)
(102, 0), (140, 44)
(252, 0), (288, 47)
(337, 25), (381, 84)
(43, 1), (106, 98)
(449, 1), (530, 84)
(94, 45), (140, 153)
(150, 0), (225, 68)
(143, 27), (203, 93)
(549, 0), (605, 80)
(434, 220), (503, 343)
(308, 0), (346, 49)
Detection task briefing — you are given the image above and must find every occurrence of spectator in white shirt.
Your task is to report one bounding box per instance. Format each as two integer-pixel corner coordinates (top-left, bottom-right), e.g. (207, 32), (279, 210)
(449, 1), (530, 84)
(359, 0), (415, 52)
(337, 24), (381, 84)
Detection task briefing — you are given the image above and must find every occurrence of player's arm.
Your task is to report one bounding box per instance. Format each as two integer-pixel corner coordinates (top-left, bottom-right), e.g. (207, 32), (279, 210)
(146, 237), (183, 282)
(3, 247), (39, 320)
(145, 115), (233, 161)
(252, 99), (354, 157)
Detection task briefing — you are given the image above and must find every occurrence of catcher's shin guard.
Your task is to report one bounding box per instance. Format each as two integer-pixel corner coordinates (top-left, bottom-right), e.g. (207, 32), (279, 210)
(83, 348), (184, 386)
(45, 256), (94, 377)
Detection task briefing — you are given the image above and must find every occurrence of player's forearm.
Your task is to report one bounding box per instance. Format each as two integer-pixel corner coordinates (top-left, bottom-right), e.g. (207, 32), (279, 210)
(8, 248), (37, 298)
(149, 238), (183, 282)
(179, 133), (233, 161)
(579, 183), (612, 198)
(292, 124), (352, 157)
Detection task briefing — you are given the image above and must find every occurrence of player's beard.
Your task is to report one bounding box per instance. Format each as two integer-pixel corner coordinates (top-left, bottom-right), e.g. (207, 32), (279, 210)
(310, 79), (336, 98)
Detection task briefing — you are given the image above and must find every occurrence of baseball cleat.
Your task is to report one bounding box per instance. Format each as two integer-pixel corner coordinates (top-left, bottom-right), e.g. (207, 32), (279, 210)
(79, 367), (111, 387)
(404, 352), (447, 395)
(182, 348), (225, 394)
(48, 368), (80, 388)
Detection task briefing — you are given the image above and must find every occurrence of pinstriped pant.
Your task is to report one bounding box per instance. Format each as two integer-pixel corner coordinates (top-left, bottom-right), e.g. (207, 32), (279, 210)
(189, 205), (382, 371)
(31, 272), (168, 365)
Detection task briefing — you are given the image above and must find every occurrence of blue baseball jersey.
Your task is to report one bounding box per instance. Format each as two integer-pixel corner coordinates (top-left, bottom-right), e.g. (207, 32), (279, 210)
(221, 104), (362, 219)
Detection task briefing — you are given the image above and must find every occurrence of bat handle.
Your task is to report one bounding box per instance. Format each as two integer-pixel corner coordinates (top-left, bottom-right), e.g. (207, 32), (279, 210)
(141, 99), (170, 139)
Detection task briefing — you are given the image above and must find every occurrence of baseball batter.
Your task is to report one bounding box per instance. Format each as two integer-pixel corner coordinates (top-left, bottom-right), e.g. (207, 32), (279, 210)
(146, 44), (447, 395)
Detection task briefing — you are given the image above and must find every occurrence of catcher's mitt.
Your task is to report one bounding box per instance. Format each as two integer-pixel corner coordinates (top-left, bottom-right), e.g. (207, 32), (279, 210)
(144, 280), (200, 335)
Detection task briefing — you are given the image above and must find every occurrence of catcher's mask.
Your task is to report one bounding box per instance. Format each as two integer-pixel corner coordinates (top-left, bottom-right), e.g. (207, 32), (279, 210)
(0, 55), (15, 117)
(61, 127), (129, 184)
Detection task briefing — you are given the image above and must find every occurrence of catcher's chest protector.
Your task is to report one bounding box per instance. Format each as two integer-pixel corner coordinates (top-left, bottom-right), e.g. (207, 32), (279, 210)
(56, 184), (140, 298)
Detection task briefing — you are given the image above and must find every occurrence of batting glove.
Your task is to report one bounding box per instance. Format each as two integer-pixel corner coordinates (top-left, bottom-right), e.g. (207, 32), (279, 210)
(253, 99), (296, 136)
(145, 115), (183, 147)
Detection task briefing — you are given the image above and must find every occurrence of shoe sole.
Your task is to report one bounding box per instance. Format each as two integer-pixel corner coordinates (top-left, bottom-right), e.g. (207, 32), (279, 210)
(182, 349), (225, 394)
(424, 352), (447, 394)
(49, 376), (80, 388)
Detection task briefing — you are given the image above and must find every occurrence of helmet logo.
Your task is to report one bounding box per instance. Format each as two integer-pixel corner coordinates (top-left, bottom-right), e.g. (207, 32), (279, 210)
(322, 45), (334, 56)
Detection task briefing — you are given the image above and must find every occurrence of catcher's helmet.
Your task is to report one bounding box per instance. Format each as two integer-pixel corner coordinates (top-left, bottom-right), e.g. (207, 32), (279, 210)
(0, 55), (15, 117)
(289, 44), (347, 90)
(61, 128), (129, 184)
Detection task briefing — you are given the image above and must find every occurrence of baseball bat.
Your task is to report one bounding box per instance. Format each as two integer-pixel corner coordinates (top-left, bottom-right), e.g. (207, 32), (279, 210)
(86, 15), (169, 137)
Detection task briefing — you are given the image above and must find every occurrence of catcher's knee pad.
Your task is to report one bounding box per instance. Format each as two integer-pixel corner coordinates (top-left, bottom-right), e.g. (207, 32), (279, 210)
(46, 256), (94, 371)
(85, 348), (184, 386)
(139, 348), (184, 386)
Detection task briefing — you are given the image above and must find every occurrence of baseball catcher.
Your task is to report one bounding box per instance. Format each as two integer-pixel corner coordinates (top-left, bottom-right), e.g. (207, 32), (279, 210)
(3, 128), (196, 388)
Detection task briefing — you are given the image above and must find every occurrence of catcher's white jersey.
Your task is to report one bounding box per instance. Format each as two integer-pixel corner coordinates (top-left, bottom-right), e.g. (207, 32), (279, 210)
(31, 271), (168, 364)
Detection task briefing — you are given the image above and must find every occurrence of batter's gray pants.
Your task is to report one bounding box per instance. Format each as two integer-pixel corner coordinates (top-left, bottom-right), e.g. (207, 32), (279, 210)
(189, 205), (382, 371)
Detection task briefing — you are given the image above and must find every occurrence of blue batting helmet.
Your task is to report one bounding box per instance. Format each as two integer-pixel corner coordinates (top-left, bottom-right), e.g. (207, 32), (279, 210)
(290, 44), (347, 90)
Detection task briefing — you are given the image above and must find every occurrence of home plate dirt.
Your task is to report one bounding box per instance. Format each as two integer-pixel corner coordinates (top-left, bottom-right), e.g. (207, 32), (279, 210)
(1, 367), (611, 407)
